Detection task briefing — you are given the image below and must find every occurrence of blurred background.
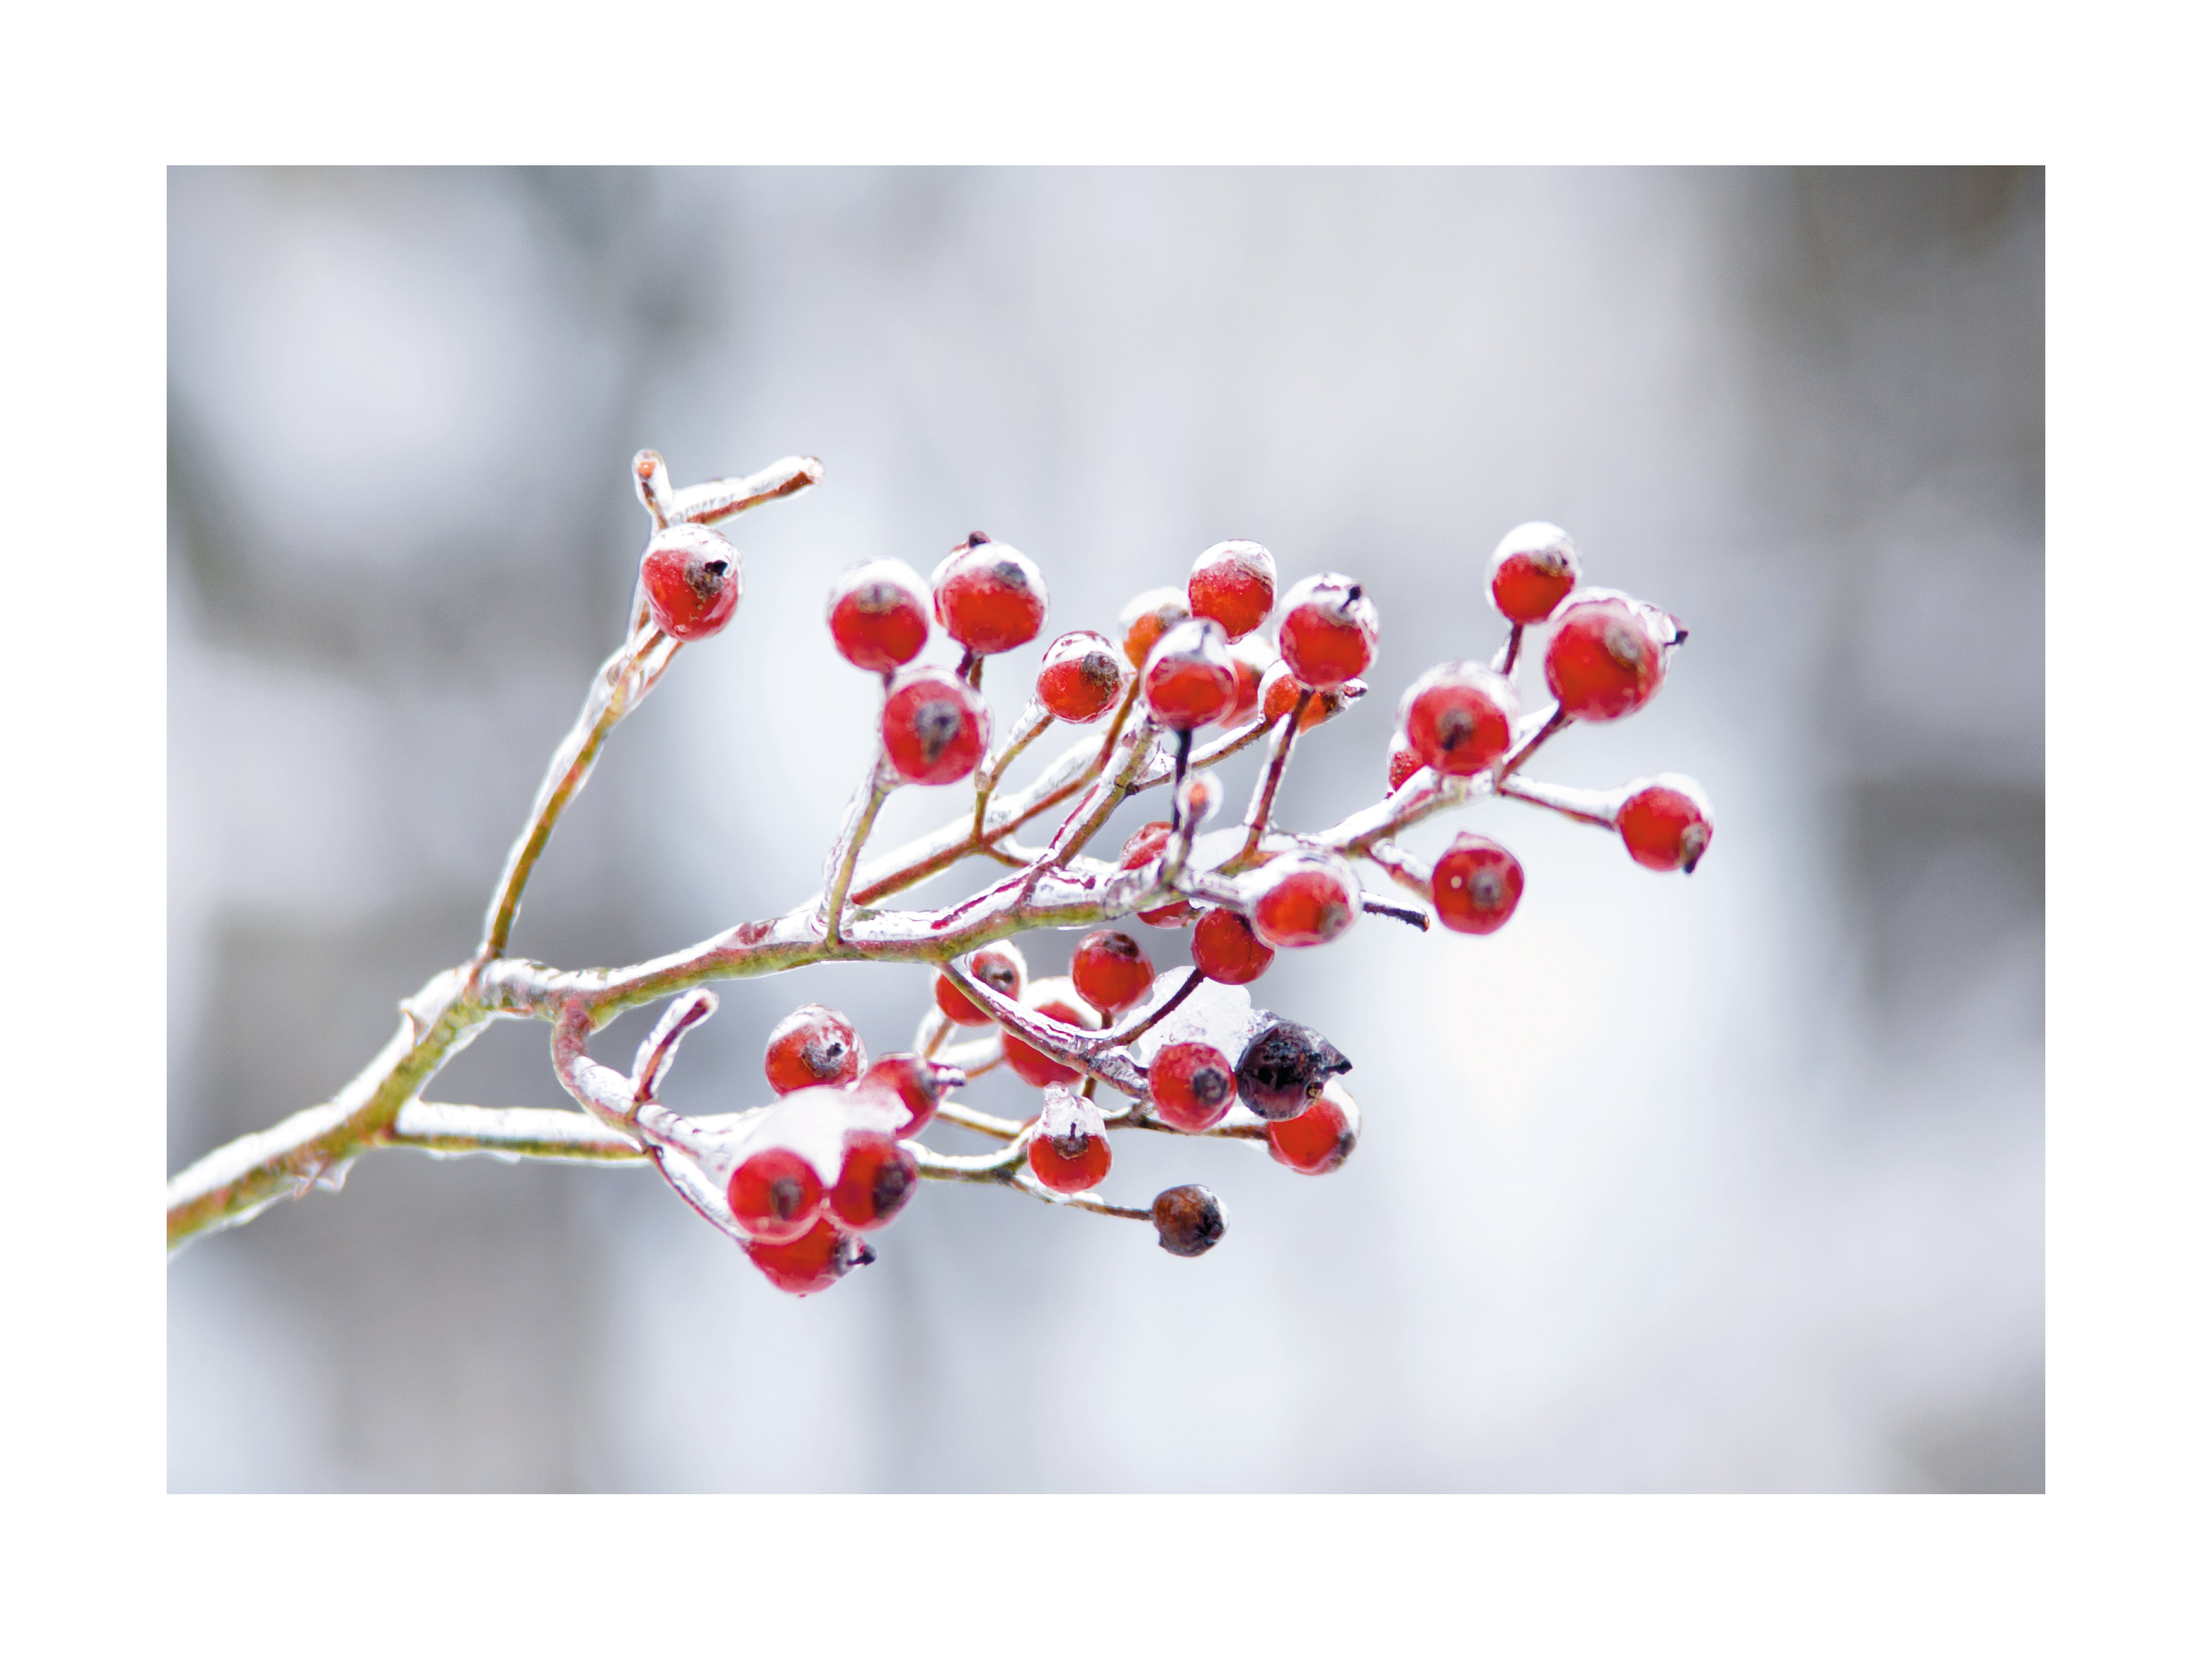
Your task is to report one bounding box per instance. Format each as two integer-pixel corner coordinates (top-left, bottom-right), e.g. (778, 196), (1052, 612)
(168, 167), (2042, 1492)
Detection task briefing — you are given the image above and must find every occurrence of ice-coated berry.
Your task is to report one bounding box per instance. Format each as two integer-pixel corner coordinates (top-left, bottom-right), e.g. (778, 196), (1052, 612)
(1399, 661), (1518, 776)
(1386, 731), (1423, 793)
(1431, 833), (1524, 935)
(1266, 1080), (1360, 1175)
(1071, 929), (1156, 1018)
(1148, 1040), (1238, 1132)
(1235, 1019), (1353, 1121)
(1190, 907), (1274, 986)
(1119, 586), (1191, 670)
(1120, 820), (1193, 928)
(640, 523), (743, 642)
(1001, 978), (1099, 1089)
(1487, 522), (1581, 625)
(882, 665), (990, 785)
(1276, 573), (1378, 690)
(1544, 590), (1673, 723)
(1143, 617), (1239, 731)
(1616, 775), (1714, 873)
(745, 1216), (872, 1296)
(857, 1054), (964, 1135)
(1026, 1086), (1111, 1193)
(1151, 1184), (1227, 1257)
(1227, 636), (1275, 724)
(1186, 540), (1277, 641)
(727, 1145), (825, 1243)
(826, 559), (932, 673)
(1260, 659), (1364, 730)
(931, 534), (1048, 655)
(934, 940), (1028, 1027)
(1248, 851), (1362, 950)
(1036, 630), (1128, 723)
(764, 1003), (867, 1094)
(827, 1130), (919, 1231)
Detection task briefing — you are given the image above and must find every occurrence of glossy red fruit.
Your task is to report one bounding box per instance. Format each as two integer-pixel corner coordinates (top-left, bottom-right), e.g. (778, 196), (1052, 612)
(934, 940), (1028, 1027)
(1431, 833), (1524, 935)
(1277, 573), (1378, 690)
(764, 1004), (867, 1094)
(1186, 540), (1277, 641)
(1260, 659), (1364, 730)
(1486, 522), (1581, 624)
(882, 666), (990, 785)
(1119, 587), (1191, 670)
(1001, 979), (1100, 1089)
(1266, 1081), (1360, 1175)
(1151, 1184), (1226, 1256)
(1148, 1040), (1238, 1132)
(1119, 820), (1193, 928)
(826, 559), (932, 673)
(828, 1131), (920, 1231)
(1544, 590), (1673, 723)
(1249, 852), (1361, 949)
(1616, 775), (1714, 873)
(1399, 661), (1518, 776)
(931, 534), (1048, 655)
(1386, 731), (1423, 793)
(1071, 930), (1156, 1017)
(727, 1146), (826, 1243)
(1035, 630), (1128, 723)
(1143, 617), (1239, 731)
(857, 1054), (964, 1135)
(1227, 637), (1275, 724)
(1026, 1091), (1113, 1192)
(640, 523), (743, 641)
(745, 1215), (871, 1296)
(1235, 1020), (1352, 1120)
(1190, 907), (1274, 986)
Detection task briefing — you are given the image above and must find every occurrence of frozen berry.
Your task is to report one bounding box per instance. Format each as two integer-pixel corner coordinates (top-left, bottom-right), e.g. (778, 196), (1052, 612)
(727, 1145), (825, 1243)
(640, 523), (742, 642)
(1119, 820), (1193, 928)
(1249, 852), (1362, 950)
(934, 941), (1028, 1027)
(931, 534), (1048, 655)
(1036, 630), (1129, 723)
(1227, 636), (1275, 724)
(1266, 1081), (1360, 1175)
(1486, 522), (1581, 624)
(764, 1004), (867, 1094)
(1235, 1020), (1353, 1121)
(1026, 1087), (1112, 1193)
(882, 666), (991, 785)
(1616, 775), (1714, 873)
(1544, 590), (1672, 723)
(1431, 833), (1524, 935)
(826, 559), (931, 673)
(1186, 539), (1277, 641)
(1143, 617), (1239, 731)
(1071, 929), (1156, 1017)
(1260, 659), (1364, 730)
(1151, 1184), (1227, 1257)
(1119, 587), (1191, 670)
(1386, 731), (1423, 793)
(1276, 573), (1378, 690)
(828, 1131), (919, 1231)
(745, 1216), (872, 1296)
(857, 1054), (964, 1135)
(1190, 907), (1274, 986)
(1148, 1040), (1238, 1132)
(1399, 661), (1518, 776)
(1002, 978), (1100, 1089)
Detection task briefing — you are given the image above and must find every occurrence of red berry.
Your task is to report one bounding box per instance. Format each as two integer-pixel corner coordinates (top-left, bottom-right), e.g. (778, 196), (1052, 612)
(1035, 630), (1128, 723)
(1071, 929), (1156, 1017)
(1227, 637), (1275, 724)
(1148, 1040), (1237, 1131)
(764, 1003), (867, 1094)
(882, 666), (991, 785)
(1001, 978), (1099, 1089)
(1616, 775), (1714, 873)
(744, 1215), (871, 1296)
(934, 940), (1028, 1027)
(640, 523), (742, 642)
(727, 1145), (825, 1243)
(1430, 833), (1524, 935)
(826, 559), (932, 673)
(1186, 539), (1277, 641)
(1150, 1184), (1227, 1256)
(1266, 1081), (1360, 1175)
(857, 1054), (964, 1135)
(1119, 820), (1193, 928)
(1276, 573), (1378, 690)
(1190, 907), (1274, 986)
(828, 1131), (919, 1231)
(1142, 617), (1239, 731)
(1399, 661), (1518, 776)
(1386, 731), (1423, 793)
(1119, 586), (1191, 670)
(1248, 852), (1361, 949)
(1026, 1088), (1112, 1193)
(1234, 1020), (1352, 1121)
(930, 535), (1048, 655)
(1486, 522), (1580, 624)
(1260, 659), (1364, 730)
(1544, 590), (1673, 723)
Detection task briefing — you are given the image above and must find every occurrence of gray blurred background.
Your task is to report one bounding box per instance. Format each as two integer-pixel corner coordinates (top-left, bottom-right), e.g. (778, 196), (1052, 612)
(168, 168), (2042, 1492)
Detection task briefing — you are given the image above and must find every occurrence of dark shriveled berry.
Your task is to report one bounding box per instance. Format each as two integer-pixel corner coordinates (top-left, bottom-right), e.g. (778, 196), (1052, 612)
(1235, 1020), (1352, 1121)
(1152, 1184), (1227, 1257)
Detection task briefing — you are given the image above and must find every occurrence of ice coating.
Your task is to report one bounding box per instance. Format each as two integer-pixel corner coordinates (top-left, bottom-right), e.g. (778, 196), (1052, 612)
(1124, 968), (1269, 1065)
(1038, 1083), (1107, 1143)
(708, 1086), (905, 1188)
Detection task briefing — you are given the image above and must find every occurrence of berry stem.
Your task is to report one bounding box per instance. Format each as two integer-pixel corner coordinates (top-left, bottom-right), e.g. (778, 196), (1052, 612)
(1361, 837), (1436, 900)
(1228, 691), (1310, 871)
(931, 1099), (1028, 1142)
(667, 454), (825, 527)
(822, 761), (896, 948)
(377, 1102), (649, 1162)
(1360, 896), (1431, 930)
(1493, 702), (1571, 785)
(1496, 773), (1621, 828)
(1493, 621), (1525, 678)
(1104, 967), (1204, 1048)
(972, 698), (1054, 844)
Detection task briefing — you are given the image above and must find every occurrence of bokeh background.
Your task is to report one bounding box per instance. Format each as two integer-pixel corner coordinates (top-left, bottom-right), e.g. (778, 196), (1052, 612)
(168, 167), (2043, 1492)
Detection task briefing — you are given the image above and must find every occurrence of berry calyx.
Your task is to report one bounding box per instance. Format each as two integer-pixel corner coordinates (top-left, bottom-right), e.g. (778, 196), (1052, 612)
(826, 559), (932, 673)
(1190, 907), (1274, 986)
(931, 535), (1048, 655)
(1026, 1086), (1112, 1193)
(1235, 1019), (1353, 1121)
(1186, 540), (1277, 641)
(1276, 573), (1379, 690)
(1616, 775), (1714, 873)
(1486, 522), (1581, 624)
(1544, 590), (1673, 723)
(640, 523), (743, 642)
(881, 666), (991, 785)
(764, 1003), (867, 1094)
(827, 1131), (920, 1231)
(1119, 820), (1193, 928)
(1399, 661), (1518, 776)
(1035, 630), (1129, 723)
(745, 1216), (872, 1296)
(1248, 851), (1362, 950)
(1001, 978), (1100, 1089)
(1142, 617), (1239, 732)
(1119, 586), (1191, 670)
(1070, 929), (1157, 1018)
(1265, 1080), (1360, 1175)
(1386, 731), (1423, 793)
(934, 940), (1028, 1027)
(857, 1054), (964, 1135)
(1151, 1185), (1226, 1257)
(1260, 659), (1364, 729)
(1430, 833), (1524, 935)
(727, 1145), (826, 1243)
(1148, 1040), (1238, 1132)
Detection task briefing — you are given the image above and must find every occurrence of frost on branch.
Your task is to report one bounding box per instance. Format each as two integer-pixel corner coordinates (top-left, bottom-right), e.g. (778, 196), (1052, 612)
(164, 457), (1715, 1298)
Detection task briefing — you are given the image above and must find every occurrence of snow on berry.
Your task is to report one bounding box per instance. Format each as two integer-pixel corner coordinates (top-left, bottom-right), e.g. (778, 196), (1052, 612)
(1186, 539), (1277, 641)
(640, 523), (742, 641)
(1486, 521), (1581, 624)
(1027, 1084), (1113, 1193)
(1277, 573), (1379, 690)
(826, 558), (932, 673)
(931, 533), (1049, 655)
